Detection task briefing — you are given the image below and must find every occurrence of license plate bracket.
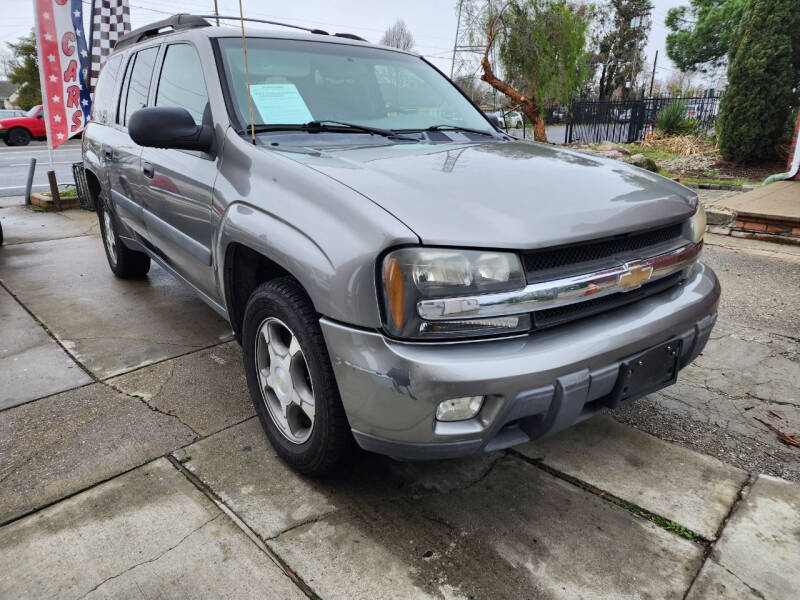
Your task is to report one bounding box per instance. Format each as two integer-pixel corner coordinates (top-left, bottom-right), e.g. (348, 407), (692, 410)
(610, 338), (682, 406)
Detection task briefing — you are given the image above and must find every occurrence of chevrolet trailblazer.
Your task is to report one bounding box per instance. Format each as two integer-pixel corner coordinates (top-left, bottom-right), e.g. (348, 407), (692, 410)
(82, 14), (719, 475)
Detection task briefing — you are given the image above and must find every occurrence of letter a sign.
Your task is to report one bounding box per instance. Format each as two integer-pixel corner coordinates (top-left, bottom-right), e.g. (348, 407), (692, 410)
(33, 0), (92, 149)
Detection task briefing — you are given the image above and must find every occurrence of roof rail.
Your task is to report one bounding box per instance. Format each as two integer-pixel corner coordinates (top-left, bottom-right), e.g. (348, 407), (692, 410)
(112, 14), (371, 52)
(114, 14), (210, 51)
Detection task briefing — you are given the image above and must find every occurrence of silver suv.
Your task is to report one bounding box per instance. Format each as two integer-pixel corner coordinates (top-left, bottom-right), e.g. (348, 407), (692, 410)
(82, 15), (719, 475)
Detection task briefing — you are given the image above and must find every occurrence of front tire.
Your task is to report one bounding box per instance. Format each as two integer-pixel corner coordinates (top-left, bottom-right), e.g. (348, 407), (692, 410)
(98, 193), (150, 279)
(242, 277), (351, 476)
(7, 128), (31, 146)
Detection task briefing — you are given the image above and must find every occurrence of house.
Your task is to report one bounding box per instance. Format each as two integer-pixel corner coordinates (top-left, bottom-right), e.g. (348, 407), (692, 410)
(0, 81), (21, 109)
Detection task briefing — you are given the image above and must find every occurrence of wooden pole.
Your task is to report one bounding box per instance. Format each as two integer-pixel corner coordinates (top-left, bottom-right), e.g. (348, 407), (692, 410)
(648, 50), (658, 98)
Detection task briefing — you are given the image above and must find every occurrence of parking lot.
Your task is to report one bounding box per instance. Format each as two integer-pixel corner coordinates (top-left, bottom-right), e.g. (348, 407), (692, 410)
(1, 193), (799, 598)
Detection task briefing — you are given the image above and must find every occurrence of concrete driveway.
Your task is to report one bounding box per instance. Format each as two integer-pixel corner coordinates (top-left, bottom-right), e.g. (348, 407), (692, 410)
(1, 197), (798, 599)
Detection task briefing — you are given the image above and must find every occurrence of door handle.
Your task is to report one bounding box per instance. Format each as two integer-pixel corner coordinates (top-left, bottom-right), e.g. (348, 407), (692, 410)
(142, 162), (154, 179)
(103, 148), (113, 161)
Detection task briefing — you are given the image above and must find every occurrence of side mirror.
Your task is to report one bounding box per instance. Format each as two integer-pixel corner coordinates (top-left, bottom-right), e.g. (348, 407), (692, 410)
(37, 113), (43, 119)
(129, 106), (212, 152)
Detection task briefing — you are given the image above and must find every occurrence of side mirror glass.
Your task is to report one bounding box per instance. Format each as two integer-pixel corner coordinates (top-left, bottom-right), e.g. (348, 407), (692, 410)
(129, 106), (212, 153)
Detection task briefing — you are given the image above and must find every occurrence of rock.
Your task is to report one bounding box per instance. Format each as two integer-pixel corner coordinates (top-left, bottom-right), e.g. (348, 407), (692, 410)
(595, 141), (618, 152)
(624, 153), (658, 172)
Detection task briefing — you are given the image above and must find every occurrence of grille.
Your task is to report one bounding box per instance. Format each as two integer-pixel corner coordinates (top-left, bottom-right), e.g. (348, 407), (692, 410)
(523, 223), (685, 282)
(532, 272), (683, 330)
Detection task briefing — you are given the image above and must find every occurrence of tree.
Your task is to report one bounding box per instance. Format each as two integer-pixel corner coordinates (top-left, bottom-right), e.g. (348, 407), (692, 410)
(664, 0), (745, 74)
(592, 0), (653, 99)
(474, 0), (593, 141)
(6, 31), (41, 110)
(379, 20), (415, 51)
(716, 0), (799, 163)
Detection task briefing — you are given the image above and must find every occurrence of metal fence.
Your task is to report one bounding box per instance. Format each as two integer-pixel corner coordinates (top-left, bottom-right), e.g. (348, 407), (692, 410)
(565, 94), (722, 144)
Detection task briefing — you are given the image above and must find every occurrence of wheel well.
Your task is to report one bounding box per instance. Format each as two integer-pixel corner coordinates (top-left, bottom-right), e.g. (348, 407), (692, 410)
(224, 243), (293, 337)
(84, 169), (102, 213)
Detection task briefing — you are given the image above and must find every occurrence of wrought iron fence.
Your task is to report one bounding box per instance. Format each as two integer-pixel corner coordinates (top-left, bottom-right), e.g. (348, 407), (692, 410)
(565, 94), (722, 144)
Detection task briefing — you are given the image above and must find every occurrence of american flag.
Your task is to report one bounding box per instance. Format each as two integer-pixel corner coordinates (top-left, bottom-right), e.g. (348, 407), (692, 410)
(33, 0), (93, 149)
(89, 0), (131, 94)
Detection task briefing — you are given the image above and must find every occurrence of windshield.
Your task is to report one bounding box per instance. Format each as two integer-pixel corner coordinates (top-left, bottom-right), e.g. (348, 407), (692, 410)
(25, 106), (40, 117)
(217, 38), (492, 133)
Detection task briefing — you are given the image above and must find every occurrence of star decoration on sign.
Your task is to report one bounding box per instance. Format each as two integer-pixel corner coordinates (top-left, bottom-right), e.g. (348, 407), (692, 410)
(43, 12), (50, 19)
(51, 95), (60, 103)
(81, 99), (89, 107)
(80, 49), (88, 58)
(57, 133), (64, 140)
(53, 114), (62, 123)
(76, 30), (81, 37)
(47, 54), (55, 62)
(73, 10), (80, 17)
(49, 74), (57, 83)
(44, 33), (53, 41)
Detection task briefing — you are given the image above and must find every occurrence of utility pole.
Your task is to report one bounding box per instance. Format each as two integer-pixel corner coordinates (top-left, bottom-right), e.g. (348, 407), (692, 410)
(648, 49), (658, 97)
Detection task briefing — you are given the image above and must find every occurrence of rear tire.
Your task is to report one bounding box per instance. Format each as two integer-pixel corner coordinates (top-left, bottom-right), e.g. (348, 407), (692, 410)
(242, 277), (351, 476)
(7, 128), (31, 146)
(98, 192), (150, 278)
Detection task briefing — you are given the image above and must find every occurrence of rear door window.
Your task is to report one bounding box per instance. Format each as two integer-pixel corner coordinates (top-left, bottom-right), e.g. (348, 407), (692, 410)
(118, 46), (159, 127)
(155, 44), (209, 125)
(91, 55), (122, 125)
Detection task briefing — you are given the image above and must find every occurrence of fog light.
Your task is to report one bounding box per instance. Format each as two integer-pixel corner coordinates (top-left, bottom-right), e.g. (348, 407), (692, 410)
(436, 396), (484, 422)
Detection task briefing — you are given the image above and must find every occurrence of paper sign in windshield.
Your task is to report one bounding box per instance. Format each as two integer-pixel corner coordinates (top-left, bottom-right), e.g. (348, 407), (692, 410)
(249, 83), (313, 124)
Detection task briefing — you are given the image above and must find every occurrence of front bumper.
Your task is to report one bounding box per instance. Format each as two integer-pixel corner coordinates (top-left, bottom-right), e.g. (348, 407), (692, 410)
(321, 262), (720, 460)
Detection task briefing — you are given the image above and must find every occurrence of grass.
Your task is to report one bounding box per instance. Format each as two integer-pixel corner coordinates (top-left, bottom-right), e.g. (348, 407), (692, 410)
(657, 170), (759, 187)
(39, 188), (78, 199)
(616, 499), (703, 541)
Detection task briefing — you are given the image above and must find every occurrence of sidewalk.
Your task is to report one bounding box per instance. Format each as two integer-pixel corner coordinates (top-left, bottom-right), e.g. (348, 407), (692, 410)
(1, 196), (799, 598)
(704, 180), (800, 244)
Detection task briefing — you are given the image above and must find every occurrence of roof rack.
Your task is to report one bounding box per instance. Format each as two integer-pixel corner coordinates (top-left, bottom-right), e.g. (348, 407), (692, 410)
(195, 15), (369, 42)
(113, 14), (369, 52)
(114, 14), (210, 50)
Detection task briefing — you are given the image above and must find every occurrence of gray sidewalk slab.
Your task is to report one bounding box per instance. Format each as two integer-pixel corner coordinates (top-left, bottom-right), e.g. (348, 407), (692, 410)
(0, 206), (99, 245)
(687, 475), (800, 599)
(0, 196), (24, 208)
(173, 418), (501, 540)
(0, 382), (195, 524)
(0, 285), (91, 409)
(0, 459), (305, 599)
(0, 235), (231, 378)
(516, 415), (749, 540)
(108, 341), (253, 436)
(270, 456), (704, 600)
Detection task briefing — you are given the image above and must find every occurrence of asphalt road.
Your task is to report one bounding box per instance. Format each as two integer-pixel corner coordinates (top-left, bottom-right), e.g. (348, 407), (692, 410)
(0, 140), (82, 198)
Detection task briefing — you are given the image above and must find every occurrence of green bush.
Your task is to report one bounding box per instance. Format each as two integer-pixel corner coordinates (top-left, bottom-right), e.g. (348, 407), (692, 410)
(717, 0), (798, 163)
(656, 102), (687, 135)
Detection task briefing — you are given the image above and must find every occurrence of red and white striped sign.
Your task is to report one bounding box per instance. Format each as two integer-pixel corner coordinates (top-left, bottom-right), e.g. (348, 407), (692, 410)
(34, 0), (92, 149)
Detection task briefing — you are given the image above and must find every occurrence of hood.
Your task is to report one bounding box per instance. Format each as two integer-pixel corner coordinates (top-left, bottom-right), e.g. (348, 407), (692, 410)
(275, 139), (697, 249)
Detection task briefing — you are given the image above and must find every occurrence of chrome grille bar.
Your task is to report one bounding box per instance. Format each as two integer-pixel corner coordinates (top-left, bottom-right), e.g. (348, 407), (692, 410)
(417, 242), (702, 321)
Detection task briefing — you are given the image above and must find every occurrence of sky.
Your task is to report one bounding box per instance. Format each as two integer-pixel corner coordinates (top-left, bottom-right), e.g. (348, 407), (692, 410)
(0, 0), (701, 90)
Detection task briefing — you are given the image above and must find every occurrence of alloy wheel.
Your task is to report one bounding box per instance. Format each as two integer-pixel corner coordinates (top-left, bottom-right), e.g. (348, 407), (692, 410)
(255, 317), (315, 444)
(102, 209), (117, 266)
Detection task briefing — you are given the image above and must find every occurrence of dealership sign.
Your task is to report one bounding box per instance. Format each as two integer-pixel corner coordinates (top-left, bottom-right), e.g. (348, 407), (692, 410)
(34, 0), (92, 149)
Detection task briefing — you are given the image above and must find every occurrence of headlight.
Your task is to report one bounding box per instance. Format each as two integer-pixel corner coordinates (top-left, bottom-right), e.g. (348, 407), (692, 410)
(688, 203), (706, 244)
(380, 248), (529, 340)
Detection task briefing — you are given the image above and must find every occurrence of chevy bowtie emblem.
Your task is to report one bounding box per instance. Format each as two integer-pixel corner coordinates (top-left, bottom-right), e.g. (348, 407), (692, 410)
(618, 264), (654, 291)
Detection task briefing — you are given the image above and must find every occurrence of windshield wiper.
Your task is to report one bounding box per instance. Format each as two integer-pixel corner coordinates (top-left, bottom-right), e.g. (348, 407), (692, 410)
(424, 124), (496, 136)
(248, 120), (416, 140)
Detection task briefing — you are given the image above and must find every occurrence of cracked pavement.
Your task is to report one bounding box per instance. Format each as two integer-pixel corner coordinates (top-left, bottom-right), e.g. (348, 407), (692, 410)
(1, 198), (798, 599)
